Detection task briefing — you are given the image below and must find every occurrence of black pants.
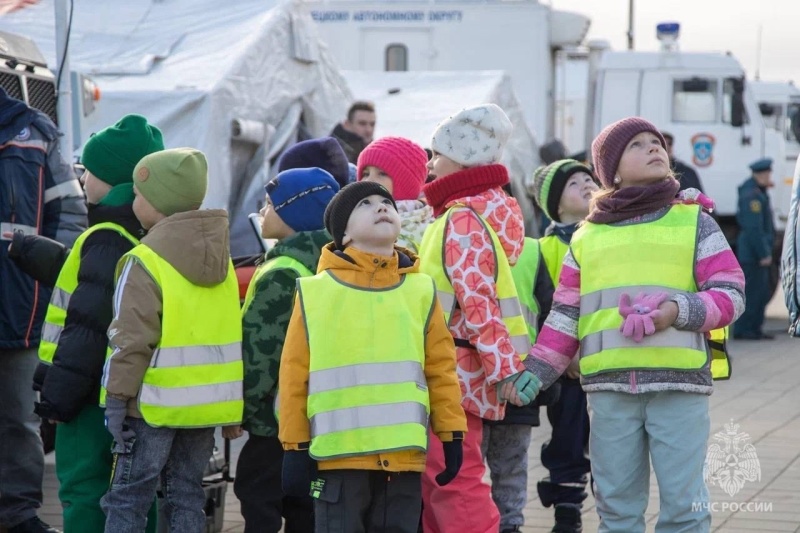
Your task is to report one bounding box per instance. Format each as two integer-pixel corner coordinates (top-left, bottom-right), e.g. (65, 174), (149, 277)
(538, 378), (591, 507)
(233, 434), (314, 533)
(313, 469), (421, 533)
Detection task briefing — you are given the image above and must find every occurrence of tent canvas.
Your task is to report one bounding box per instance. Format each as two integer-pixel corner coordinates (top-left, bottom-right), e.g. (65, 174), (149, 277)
(0, 0), (353, 255)
(343, 70), (541, 234)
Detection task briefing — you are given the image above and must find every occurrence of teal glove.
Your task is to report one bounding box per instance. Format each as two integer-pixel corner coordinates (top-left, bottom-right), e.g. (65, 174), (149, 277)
(496, 371), (541, 406)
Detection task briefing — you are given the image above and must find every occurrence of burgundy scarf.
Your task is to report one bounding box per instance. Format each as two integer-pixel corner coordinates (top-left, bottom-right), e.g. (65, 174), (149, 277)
(586, 178), (680, 224)
(423, 164), (509, 217)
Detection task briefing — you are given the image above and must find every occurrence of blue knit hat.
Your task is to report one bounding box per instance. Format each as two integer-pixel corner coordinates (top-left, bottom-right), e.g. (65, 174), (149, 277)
(265, 168), (340, 232)
(277, 137), (350, 188)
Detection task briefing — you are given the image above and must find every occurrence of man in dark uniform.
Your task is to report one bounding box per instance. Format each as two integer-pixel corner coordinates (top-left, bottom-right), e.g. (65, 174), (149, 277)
(734, 157), (775, 340)
(662, 131), (704, 192)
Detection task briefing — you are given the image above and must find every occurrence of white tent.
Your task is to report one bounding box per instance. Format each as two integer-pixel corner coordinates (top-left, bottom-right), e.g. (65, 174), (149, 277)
(0, 0), (352, 255)
(344, 70), (540, 234)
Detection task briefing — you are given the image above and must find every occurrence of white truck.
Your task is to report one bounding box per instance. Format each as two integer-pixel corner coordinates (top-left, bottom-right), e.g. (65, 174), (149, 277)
(751, 80), (800, 229)
(310, 6), (788, 290)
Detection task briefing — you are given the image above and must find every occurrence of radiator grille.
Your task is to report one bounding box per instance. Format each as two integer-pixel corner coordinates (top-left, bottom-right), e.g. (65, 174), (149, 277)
(0, 71), (24, 101)
(26, 77), (58, 125)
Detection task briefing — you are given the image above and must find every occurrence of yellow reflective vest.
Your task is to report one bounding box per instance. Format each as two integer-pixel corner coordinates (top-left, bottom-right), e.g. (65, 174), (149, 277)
(241, 254), (314, 422)
(539, 234), (570, 287)
(510, 237), (541, 344)
(418, 205), (531, 358)
(298, 270), (435, 460)
(242, 255), (313, 313)
(571, 205), (710, 376)
(39, 222), (139, 365)
(109, 244), (244, 428)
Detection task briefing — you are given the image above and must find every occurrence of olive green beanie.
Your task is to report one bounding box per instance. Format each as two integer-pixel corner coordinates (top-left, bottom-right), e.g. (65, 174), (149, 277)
(133, 148), (208, 216)
(81, 114), (164, 187)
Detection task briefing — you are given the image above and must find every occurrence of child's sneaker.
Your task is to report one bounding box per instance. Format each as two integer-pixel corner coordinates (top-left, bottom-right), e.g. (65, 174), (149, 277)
(552, 503), (583, 533)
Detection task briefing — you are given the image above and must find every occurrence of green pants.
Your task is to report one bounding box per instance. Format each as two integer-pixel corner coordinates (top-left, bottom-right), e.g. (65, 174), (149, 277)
(55, 404), (158, 533)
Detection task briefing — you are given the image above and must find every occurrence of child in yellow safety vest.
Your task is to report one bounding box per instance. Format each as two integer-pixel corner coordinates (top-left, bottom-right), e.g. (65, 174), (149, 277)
(228, 167), (339, 533)
(418, 103), (541, 533)
(277, 181), (467, 533)
(524, 117), (745, 532)
(527, 158), (598, 533)
(101, 148), (244, 533)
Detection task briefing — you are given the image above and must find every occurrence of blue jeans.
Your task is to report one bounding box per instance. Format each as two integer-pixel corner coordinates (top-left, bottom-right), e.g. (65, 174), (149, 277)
(101, 417), (214, 533)
(588, 391), (711, 533)
(0, 348), (44, 527)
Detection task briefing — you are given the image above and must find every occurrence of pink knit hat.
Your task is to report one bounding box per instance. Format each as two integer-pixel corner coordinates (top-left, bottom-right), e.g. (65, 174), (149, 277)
(591, 117), (667, 188)
(357, 136), (429, 201)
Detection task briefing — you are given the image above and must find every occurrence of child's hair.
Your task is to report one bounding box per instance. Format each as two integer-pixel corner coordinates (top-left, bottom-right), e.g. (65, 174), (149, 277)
(356, 137), (428, 201)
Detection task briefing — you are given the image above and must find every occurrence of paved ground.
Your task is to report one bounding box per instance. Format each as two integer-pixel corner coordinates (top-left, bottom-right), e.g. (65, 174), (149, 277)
(37, 295), (799, 532)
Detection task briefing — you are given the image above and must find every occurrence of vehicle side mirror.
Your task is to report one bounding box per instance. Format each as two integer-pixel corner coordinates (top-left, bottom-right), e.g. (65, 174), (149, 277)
(730, 77), (745, 128)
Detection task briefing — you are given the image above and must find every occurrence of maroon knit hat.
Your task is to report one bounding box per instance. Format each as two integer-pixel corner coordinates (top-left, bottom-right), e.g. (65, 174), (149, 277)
(356, 136), (428, 201)
(591, 117), (667, 188)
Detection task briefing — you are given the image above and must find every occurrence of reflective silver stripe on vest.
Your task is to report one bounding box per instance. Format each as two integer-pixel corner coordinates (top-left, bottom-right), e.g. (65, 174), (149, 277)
(150, 343), (242, 369)
(499, 297), (524, 318)
(436, 290), (456, 314)
(580, 286), (682, 314)
(580, 328), (707, 357)
(310, 401), (428, 436)
(139, 380), (243, 407)
(309, 361), (425, 395)
(522, 308), (538, 334)
(41, 322), (63, 344)
(0, 222), (37, 238)
(511, 335), (531, 356)
(51, 287), (71, 311)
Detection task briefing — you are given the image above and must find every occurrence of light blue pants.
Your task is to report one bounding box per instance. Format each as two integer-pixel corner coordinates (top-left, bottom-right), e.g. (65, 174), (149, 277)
(588, 391), (711, 533)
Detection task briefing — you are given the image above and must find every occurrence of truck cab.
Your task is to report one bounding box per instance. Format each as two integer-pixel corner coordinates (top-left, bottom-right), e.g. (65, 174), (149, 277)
(589, 28), (785, 235)
(751, 80), (800, 230)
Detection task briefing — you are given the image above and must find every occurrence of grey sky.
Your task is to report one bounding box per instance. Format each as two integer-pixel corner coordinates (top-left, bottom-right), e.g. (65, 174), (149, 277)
(551, 0), (800, 84)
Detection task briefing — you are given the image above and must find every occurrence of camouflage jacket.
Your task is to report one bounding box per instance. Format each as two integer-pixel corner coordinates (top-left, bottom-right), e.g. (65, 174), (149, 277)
(241, 229), (332, 436)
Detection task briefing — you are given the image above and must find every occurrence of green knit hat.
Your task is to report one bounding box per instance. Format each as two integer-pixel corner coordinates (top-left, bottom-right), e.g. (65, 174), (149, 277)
(531, 159), (593, 222)
(133, 148), (208, 216)
(81, 114), (164, 187)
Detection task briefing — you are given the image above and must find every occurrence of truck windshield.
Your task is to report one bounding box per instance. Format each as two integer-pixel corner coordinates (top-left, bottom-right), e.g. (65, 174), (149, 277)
(787, 102), (800, 143)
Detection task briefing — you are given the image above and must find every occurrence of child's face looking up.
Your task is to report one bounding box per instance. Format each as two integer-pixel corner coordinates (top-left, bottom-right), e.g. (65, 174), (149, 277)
(558, 171), (598, 222)
(426, 151), (464, 180)
(360, 166), (394, 194)
(616, 132), (670, 187)
(342, 194), (400, 250)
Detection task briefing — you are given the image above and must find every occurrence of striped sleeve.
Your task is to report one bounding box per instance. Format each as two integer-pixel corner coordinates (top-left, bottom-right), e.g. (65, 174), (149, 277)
(524, 249), (581, 388)
(672, 212), (746, 332)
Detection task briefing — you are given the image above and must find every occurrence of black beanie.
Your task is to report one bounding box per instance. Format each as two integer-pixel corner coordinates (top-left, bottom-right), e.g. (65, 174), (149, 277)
(324, 181), (397, 250)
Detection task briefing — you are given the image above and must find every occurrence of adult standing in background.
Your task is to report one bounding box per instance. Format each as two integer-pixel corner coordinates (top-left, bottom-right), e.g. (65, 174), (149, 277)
(661, 131), (704, 193)
(0, 87), (86, 533)
(329, 101), (376, 164)
(734, 158), (775, 340)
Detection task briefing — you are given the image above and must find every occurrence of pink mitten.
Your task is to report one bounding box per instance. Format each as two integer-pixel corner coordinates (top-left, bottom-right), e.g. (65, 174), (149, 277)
(618, 292), (669, 343)
(675, 188), (715, 213)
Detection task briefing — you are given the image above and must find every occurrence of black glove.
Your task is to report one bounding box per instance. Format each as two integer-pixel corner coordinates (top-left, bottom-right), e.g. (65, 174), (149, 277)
(435, 437), (464, 486)
(282, 447), (317, 498)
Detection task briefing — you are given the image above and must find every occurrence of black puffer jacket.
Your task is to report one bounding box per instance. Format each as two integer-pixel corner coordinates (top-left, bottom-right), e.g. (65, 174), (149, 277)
(13, 203), (144, 422)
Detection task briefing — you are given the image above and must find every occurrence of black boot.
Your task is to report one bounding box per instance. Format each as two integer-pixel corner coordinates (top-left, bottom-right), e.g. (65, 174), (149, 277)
(8, 517), (62, 533)
(552, 503), (582, 533)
